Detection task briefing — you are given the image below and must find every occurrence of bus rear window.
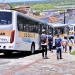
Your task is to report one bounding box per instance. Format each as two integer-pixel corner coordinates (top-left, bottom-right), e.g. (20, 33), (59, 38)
(0, 12), (12, 25)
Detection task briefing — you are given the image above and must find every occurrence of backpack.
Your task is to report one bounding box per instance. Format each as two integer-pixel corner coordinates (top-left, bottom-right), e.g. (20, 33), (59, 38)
(40, 34), (46, 43)
(55, 38), (62, 47)
(48, 35), (53, 42)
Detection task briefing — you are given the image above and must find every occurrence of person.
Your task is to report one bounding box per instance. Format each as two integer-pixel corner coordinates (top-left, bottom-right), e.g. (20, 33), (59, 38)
(74, 35), (75, 44)
(68, 37), (73, 53)
(40, 29), (48, 59)
(62, 36), (68, 52)
(48, 32), (53, 52)
(55, 34), (62, 59)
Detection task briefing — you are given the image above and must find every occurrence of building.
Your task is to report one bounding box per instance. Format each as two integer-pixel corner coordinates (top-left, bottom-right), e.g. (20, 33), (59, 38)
(14, 6), (31, 14)
(0, 3), (11, 10)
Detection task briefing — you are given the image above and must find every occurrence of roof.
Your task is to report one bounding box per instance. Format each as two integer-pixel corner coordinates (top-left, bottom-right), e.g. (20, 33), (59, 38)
(49, 16), (61, 23)
(15, 6), (30, 10)
(15, 6), (30, 8)
(48, 23), (68, 27)
(28, 14), (47, 18)
(0, 3), (9, 7)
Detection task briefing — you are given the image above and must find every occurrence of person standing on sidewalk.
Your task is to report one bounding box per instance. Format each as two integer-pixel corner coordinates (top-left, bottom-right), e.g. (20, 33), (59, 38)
(48, 32), (53, 52)
(40, 29), (48, 59)
(62, 36), (68, 52)
(55, 34), (62, 59)
(68, 37), (73, 53)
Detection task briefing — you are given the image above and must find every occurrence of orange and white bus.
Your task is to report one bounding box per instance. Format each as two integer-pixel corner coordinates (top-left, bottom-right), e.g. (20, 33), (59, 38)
(68, 24), (75, 39)
(0, 9), (49, 55)
(47, 23), (69, 47)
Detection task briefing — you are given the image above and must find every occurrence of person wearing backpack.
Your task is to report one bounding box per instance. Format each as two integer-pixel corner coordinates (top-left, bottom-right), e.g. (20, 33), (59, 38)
(48, 32), (53, 52)
(40, 29), (48, 59)
(55, 34), (62, 59)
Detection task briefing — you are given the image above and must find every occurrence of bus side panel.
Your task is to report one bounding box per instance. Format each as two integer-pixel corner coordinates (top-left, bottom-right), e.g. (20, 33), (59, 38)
(17, 31), (39, 51)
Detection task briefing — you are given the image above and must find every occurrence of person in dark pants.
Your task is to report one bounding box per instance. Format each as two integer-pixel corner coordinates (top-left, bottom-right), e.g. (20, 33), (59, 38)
(55, 34), (62, 59)
(40, 29), (48, 59)
(68, 37), (73, 53)
(41, 45), (47, 58)
(56, 47), (62, 59)
(48, 32), (53, 52)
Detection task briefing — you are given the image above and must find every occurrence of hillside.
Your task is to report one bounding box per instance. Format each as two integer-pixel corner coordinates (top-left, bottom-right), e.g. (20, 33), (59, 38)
(10, 0), (75, 11)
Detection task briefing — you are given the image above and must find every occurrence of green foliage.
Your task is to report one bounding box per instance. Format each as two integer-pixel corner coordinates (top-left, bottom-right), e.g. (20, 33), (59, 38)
(35, 12), (40, 16)
(10, 1), (75, 11)
(11, 4), (17, 9)
(70, 51), (75, 55)
(29, 2), (75, 11)
(30, 3), (55, 11)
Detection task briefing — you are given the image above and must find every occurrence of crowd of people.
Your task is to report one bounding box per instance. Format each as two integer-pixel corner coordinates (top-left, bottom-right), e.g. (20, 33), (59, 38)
(40, 29), (73, 59)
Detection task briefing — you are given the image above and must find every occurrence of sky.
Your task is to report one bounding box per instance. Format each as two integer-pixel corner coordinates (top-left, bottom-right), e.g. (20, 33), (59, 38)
(0, 0), (44, 3)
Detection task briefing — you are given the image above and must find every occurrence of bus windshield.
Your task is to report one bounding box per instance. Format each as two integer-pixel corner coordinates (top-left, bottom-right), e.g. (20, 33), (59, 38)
(0, 12), (12, 25)
(53, 27), (64, 35)
(69, 26), (73, 31)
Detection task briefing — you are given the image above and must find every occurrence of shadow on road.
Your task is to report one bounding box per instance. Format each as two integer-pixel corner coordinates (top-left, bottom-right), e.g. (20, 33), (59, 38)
(0, 50), (42, 59)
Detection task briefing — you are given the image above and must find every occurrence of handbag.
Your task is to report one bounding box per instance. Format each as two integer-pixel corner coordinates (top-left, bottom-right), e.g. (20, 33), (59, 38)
(68, 42), (72, 46)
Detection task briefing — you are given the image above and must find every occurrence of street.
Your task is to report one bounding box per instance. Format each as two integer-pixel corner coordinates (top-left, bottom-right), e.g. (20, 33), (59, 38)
(0, 46), (75, 75)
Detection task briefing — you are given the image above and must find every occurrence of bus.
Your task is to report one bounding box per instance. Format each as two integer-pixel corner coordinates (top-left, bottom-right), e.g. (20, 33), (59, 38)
(0, 9), (49, 55)
(68, 24), (75, 39)
(47, 23), (69, 47)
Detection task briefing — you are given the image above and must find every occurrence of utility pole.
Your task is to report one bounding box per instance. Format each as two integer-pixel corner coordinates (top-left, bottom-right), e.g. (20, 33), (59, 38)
(64, 10), (65, 24)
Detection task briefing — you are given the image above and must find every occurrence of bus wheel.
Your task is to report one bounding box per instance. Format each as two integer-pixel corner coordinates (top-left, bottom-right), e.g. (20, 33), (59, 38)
(31, 45), (35, 54)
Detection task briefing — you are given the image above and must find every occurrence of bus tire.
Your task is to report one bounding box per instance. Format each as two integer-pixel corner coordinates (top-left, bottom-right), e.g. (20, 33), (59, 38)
(31, 45), (35, 54)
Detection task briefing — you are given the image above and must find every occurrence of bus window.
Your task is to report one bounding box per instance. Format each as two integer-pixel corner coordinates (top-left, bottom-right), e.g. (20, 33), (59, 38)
(17, 15), (24, 31)
(53, 27), (64, 35)
(19, 24), (23, 31)
(69, 26), (73, 31)
(48, 26), (53, 35)
(25, 24), (29, 32)
(60, 27), (64, 34)
(54, 28), (58, 35)
(42, 24), (47, 34)
(65, 26), (69, 34)
(0, 12), (12, 25)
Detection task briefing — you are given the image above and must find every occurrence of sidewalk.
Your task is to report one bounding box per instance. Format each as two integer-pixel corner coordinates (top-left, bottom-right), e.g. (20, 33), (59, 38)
(5, 45), (75, 75)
